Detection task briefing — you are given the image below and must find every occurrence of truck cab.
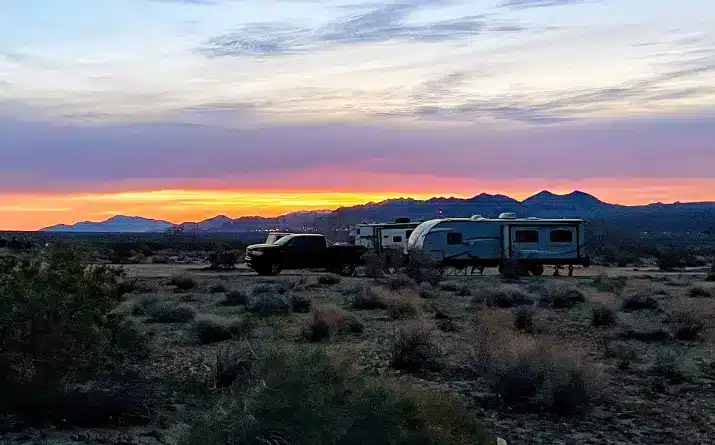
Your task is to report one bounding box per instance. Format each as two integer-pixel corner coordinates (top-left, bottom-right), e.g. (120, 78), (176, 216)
(245, 233), (367, 276)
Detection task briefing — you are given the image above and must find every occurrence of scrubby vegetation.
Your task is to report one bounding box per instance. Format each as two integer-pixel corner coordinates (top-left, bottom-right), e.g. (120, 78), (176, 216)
(3, 232), (715, 445)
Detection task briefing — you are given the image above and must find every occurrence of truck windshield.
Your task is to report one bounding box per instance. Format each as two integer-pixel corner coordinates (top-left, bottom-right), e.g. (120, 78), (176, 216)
(272, 234), (296, 246)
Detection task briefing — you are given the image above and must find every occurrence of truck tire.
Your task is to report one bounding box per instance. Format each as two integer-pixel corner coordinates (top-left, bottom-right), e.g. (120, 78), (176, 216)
(256, 263), (282, 276)
(530, 264), (545, 276)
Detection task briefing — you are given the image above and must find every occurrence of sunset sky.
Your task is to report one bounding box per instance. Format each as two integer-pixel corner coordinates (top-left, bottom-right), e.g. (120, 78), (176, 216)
(1, 0), (714, 230)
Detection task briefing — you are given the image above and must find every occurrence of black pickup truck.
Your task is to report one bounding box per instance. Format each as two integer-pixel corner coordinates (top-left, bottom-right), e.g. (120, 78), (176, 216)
(244, 234), (368, 276)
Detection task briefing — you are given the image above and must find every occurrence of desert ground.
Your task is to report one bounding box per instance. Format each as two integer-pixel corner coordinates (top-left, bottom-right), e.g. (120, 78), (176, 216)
(3, 259), (715, 445)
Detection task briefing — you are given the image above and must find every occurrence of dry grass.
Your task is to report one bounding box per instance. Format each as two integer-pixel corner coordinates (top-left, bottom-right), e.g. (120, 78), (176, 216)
(391, 322), (441, 372)
(689, 284), (713, 298)
(484, 284), (536, 308)
(591, 304), (618, 326)
(350, 284), (390, 310)
(538, 283), (586, 309)
(190, 315), (251, 345)
(147, 302), (196, 323)
(385, 294), (422, 320)
(303, 305), (364, 341)
(223, 289), (249, 306)
(168, 273), (198, 291)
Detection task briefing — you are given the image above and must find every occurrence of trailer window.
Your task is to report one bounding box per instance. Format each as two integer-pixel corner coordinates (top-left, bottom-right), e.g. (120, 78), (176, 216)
(392, 236), (402, 242)
(550, 230), (573, 243)
(515, 230), (539, 243)
(446, 232), (463, 245)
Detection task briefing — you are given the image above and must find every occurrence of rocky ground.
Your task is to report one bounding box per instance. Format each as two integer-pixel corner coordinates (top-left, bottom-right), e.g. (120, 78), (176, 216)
(3, 264), (715, 445)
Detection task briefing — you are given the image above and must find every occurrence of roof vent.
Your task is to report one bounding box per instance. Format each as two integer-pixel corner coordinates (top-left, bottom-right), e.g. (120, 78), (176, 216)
(498, 212), (517, 219)
(470, 214), (485, 220)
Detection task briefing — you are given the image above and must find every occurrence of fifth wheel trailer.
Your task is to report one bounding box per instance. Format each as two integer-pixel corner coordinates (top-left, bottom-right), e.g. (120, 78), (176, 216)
(350, 221), (421, 253)
(406, 214), (591, 275)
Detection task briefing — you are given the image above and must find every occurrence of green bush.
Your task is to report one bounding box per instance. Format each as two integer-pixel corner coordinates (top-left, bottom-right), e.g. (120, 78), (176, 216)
(539, 285), (586, 309)
(131, 294), (159, 316)
(303, 305), (364, 342)
(317, 273), (342, 285)
(223, 290), (249, 306)
(621, 291), (660, 311)
(168, 273), (197, 291)
(185, 345), (488, 445)
(351, 285), (389, 310)
(484, 284), (535, 308)
(592, 274), (627, 293)
(513, 307), (535, 332)
(208, 250), (239, 270)
(591, 304), (617, 326)
(246, 294), (292, 315)
(385, 274), (418, 291)
(0, 247), (154, 426)
(387, 296), (422, 320)
(290, 294), (312, 313)
(191, 315), (250, 345)
(391, 324), (441, 372)
(688, 285), (712, 298)
(148, 303), (196, 323)
(404, 253), (442, 286)
(486, 345), (597, 415)
(209, 283), (228, 293)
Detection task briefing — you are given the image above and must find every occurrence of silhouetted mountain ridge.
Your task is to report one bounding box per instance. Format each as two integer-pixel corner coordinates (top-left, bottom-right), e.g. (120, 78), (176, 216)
(38, 190), (715, 234)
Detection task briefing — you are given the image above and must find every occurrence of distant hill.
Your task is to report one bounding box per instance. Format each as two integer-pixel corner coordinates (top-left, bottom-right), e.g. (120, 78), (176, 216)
(41, 215), (175, 233)
(38, 191), (715, 235)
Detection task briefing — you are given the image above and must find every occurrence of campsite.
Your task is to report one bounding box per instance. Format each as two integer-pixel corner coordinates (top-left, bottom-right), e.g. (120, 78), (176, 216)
(2, 226), (715, 445)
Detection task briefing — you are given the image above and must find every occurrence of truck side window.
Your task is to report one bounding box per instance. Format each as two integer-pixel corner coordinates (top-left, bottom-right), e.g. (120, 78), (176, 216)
(550, 230), (573, 243)
(446, 232), (462, 245)
(515, 230), (539, 243)
(392, 236), (402, 242)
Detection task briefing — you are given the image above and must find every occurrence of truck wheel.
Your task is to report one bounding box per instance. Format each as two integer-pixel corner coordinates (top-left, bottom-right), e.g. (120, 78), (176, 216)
(268, 263), (283, 276)
(530, 264), (545, 276)
(256, 263), (282, 276)
(338, 263), (356, 277)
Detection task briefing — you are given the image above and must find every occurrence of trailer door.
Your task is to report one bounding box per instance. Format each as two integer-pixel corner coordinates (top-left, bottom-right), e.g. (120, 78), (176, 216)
(509, 226), (541, 260)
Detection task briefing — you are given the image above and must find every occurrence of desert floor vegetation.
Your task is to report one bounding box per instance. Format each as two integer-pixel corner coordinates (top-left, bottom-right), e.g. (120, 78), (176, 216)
(3, 250), (715, 445)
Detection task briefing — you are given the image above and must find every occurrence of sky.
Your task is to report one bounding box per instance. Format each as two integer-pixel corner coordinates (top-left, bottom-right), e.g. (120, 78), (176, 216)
(1, 0), (714, 230)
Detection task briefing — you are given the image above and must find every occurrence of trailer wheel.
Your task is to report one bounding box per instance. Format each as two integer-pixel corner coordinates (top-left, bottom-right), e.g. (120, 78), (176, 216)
(530, 264), (544, 276)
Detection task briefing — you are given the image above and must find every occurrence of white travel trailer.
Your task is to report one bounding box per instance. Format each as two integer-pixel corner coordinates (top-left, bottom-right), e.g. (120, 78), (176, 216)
(407, 214), (590, 276)
(350, 221), (421, 253)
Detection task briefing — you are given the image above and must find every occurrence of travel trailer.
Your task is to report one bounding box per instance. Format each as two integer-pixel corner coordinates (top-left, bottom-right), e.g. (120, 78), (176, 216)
(350, 220), (421, 253)
(406, 214), (590, 275)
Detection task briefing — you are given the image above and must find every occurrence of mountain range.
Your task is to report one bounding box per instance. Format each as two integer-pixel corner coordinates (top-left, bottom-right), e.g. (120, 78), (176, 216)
(40, 190), (715, 235)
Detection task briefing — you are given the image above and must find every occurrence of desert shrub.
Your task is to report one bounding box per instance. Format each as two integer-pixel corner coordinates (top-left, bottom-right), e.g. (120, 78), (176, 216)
(209, 283), (228, 293)
(591, 304), (617, 326)
(351, 285), (389, 310)
(191, 315), (251, 345)
(441, 282), (459, 292)
(592, 274), (627, 293)
(391, 324), (441, 372)
(151, 255), (170, 264)
(304, 305), (364, 341)
(168, 273), (197, 291)
(214, 344), (253, 389)
(252, 283), (287, 295)
(131, 294), (159, 316)
(387, 296), (422, 320)
(404, 253), (442, 285)
(688, 285), (712, 298)
(485, 284), (535, 308)
(148, 303), (196, 323)
(651, 347), (689, 381)
(207, 250), (239, 270)
(132, 280), (157, 294)
(246, 294), (292, 315)
(418, 283), (438, 299)
(317, 273), (341, 285)
(385, 274), (418, 291)
(669, 309), (704, 341)
(437, 318), (459, 332)
(363, 252), (387, 278)
(539, 284), (586, 309)
(500, 259), (521, 279)
(513, 307), (535, 332)
(618, 325), (671, 342)
(486, 345), (597, 415)
(223, 290), (249, 306)
(0, 247), (153, 426)
(290, 294), (312, 313)
(605, 342), (639, 370)
(621, 291), (660, 311)
(656, 248), (692, 271)
(184, 345), (488, 445)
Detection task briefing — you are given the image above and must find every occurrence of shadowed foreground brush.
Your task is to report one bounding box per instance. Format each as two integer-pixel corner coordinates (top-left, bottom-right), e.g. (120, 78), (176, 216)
(184, 345), (488, 445)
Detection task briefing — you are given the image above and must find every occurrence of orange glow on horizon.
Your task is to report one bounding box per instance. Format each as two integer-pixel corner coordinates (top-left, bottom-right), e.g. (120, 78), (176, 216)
(2, 177), (715, 231)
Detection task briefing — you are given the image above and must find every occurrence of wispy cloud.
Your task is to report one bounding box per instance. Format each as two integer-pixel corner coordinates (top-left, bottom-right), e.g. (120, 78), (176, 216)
(500, 0), (595, 9)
